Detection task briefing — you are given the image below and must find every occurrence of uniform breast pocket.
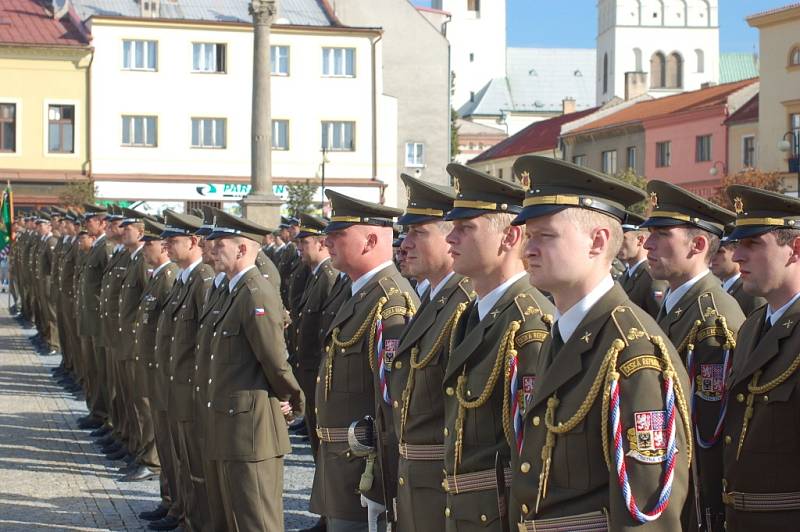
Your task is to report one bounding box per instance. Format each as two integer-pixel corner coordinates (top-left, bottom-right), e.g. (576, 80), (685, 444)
(214, 392), (256, 459)
(550, 417), (592, 490)
(331, 338), (368, 394)
(219, 324), (244, 365)
(758, 381), (799, 453)
(464, 371), (502, 446)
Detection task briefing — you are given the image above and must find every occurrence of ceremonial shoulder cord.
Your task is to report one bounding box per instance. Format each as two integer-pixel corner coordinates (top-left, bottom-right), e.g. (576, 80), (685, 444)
(737, 349), (800, 460)
(535, 309), (692, 524)
(683, 312), (737, 448)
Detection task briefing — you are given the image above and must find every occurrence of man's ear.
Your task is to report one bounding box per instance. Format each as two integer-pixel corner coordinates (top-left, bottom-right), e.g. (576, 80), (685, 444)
(589, 226), (611, 259)
(502, 224), (522, 250)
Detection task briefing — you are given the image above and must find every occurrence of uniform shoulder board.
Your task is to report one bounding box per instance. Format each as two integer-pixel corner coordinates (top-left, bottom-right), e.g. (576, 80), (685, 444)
(202, 275), (214, 282)
(513, 291), (542, 321)
(692, 291), (730, 344)
(457, 276), (474, 299)
(378, 275), (399, 296)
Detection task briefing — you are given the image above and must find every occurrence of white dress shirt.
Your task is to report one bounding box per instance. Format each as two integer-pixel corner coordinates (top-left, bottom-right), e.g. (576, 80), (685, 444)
(765, 290), (800, 326)
(180, 258), (203, 284)
(351, 261), (394, 296)
(722, 273), (740, 293)
(229, 265), (257, 292)
(429, 271), (456, 301)
(476, 271), (527, 321)
(664, 270), (711, 314)
(554, 275), (615, 344)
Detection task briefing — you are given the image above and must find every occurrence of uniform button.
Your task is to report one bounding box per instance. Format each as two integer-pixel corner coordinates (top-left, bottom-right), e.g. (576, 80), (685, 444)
(395, 361), (402, 369)
(446, 387), (454, 396)
(195, 386), (200, 392)
(466, 390), (471, 397)
(195, 365), (198, 371)
(208, 378), (212, 384)
(207, 401), (211, 408)
(762, 395), (769, 402)
(156, 363), (159, 368)
(443, 428), (449, 436)
(521, 504), (529, 515)
(213, 332), (217, 336)
(398, 477), (404, 486)
(480, 514), (487, 522)
(316, 376), (321, 383)
(210, 355), (214, 360)
(393, 400), (399, 408)
(520, 462), (530, 473)
(532, 416), (541, 427)
(118, 327), (122, 332)
(228, 409), (234, 414)
(314, 407), (318, 414)
(135, 356), (139, 361)
(196, 345), (200, 349)
(169, 376), (174, 381)
(724, 435), (732, 444)
(340, 348), (345, 353)
(173, 317), (177, 322)
(171, 336), (175, 341)
(736, 393), (744, 403)
(444, 508), (451, 518)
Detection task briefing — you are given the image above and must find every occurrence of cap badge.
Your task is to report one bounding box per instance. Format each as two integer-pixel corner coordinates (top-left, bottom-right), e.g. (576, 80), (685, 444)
(649, 192), (659, 209)
(453, 177), (461, 194)
(733, 197), (744, 215)
(518, 170), (531, 188)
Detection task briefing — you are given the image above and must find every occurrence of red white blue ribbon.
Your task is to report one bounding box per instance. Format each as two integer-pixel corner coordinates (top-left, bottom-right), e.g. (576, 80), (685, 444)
(509, 356), (523, 453)
(610, 371), (677, 523)
(375, 316), (390, 404)
(686, 347), (732, 448)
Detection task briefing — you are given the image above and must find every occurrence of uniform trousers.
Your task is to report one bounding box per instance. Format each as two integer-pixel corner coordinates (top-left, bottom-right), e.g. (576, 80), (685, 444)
(88, 337), (110, 422)
(206, 457), (284, 532)
(176, 419), (211, 531)
(133, 361), (160, 470)
(154, 408), (183, 520)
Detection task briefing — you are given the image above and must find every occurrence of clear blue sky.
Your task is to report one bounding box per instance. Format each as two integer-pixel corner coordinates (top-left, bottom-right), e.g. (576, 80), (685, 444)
(413, 1), (788, 52)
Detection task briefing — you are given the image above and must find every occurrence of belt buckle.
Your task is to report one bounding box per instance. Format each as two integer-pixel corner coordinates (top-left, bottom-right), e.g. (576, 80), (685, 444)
(722, 492), (734, 506)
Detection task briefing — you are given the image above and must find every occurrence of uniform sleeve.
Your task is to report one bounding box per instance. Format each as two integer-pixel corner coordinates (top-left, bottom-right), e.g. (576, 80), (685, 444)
(243, 284), (304, 413)
(608, 342), (691, 530)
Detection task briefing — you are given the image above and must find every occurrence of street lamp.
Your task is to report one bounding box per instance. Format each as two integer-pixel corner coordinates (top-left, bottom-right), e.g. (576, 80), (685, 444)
(779, 131), (800, 194)
(319, 147), (330, 211)
(709, 160), (726, 177)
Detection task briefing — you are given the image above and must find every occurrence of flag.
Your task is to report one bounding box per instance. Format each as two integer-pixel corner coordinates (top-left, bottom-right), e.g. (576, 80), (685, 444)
(0, 185), (12, 260)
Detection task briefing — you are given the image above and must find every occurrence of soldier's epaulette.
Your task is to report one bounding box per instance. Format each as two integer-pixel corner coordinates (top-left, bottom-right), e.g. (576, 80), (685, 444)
(378, 275), (400, 297)
(608, 305), (665, 377)
(513, 291), (543, 322)
(691, 290), (730, 343)
(457, 276), (475, 299)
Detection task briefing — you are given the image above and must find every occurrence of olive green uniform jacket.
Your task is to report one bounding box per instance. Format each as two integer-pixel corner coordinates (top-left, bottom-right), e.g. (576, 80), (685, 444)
(118, 249), (147, 361)
(657, 271), (744, 529)
(390, 273), (474, 532)
(443, 275), (553, 531)
(619, 262), (667, 319)
(726, 277), (766, 317)
(100, 248), (131, 352)
(512, 284), (691, 531)
(79, 236), (113, 338)
(722, 297), (800, 531)
(138, 262), (178, 400)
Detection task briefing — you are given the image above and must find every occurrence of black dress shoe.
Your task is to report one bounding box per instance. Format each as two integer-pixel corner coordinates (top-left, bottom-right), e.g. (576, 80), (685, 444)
(91, 425), (111, 438)
(102, 441), (123, 453)
(120, 465), (158, 482)
(96, 434), (116, 446)
(118, 461), (138, 474)
(299, 517), (327, 532)
(78, 417), (104, 430)
(148, 515), (181, 531)
(106, 448), (128, 461)
(139, 506), (169, 521)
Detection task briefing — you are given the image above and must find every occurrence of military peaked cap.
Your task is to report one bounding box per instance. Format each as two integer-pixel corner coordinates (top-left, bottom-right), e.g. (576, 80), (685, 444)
(621, 211), (646, 232)
(398, 173), (456, 225)
(296, 213), (329, 238)
(641, 180), (735, 237)
(105, 204), (124, 222)
(120, 207), (148, 226)
(194, 206), (217, 236)
(325, 189), (403, 232)
(726, 185), (800, 240)
(207, 210), (273, 243)
(83, 203), (108, 220)
(161, 210), (204, 238)
(445, 163), (524, 221)
(141, 218), (166, 241)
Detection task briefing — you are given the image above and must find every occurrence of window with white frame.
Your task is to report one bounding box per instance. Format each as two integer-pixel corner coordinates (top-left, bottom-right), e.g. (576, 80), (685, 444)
(123, 40), (157, 70)
(405, 142), (424, 167)
(601, 149), (617, 174)
(742, 136), (756, 167)
(572, 154), (587, 167)
(48, 104), (74, 153)
(656, 141), (671, 167)
(122, 116), (157, 147)
(0, 103), (15, 152)
(271, 46), (289, 75)
(321, 121), (355, 151)
(626, 146), (637, 170)
(695, 134), (712, 162)
(191, 118), (226, 148)
(322, 47), (355, 77)
(272, 120), (289, 150)
(192, 43), (226, 73)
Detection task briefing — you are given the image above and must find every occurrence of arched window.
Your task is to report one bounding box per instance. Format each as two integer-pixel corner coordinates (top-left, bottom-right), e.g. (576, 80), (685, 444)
(603, 53), (609, 94)
(634, 47), (643, 71)
(650, 51), (666, 88)
(695, 49), (704, 73)
(790, 46), (800, 66)
(666, 52), (683, 88)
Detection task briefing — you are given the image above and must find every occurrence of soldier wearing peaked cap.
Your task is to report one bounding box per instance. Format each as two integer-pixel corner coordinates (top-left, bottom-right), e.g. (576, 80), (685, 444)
(710, 224), (766, 317)
(388, 174), (475, 532)
(202, 209), (304, 532)
(33, 211), (59, 353)
(617, 211), (668, 318)
(719, 186), (800, 531)
(641, 180), (743, 531)
(509, 156), (690, 531)
(56, 211), (83, 392)
(439, 163), (553, 532)
(310, 189), (419, 532)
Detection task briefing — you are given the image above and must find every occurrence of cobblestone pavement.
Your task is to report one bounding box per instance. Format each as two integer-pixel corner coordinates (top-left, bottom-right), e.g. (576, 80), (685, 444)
(0, 308), (317, 531)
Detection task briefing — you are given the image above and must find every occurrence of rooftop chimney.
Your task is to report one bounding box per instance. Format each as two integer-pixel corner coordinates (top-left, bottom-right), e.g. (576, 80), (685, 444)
(625, 71), (648, 101)
(562, 97), (576, 115)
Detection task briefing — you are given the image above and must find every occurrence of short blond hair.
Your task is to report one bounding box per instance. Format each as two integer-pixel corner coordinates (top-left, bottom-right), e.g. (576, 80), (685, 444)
(484, 212), (515, 234)
(563, 208), (623, 262)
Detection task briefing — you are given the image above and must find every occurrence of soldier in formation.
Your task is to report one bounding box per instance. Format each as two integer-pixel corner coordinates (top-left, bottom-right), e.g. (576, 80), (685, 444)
(9, 153), (800, 532)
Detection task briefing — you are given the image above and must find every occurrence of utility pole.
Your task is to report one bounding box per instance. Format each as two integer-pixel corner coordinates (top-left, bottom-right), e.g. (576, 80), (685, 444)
(241, 0), (282, 226)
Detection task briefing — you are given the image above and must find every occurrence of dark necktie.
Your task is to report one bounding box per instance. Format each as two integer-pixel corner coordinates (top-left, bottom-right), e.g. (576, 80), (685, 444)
(550, 321), (564, 353)
(466, 302), (480, 330)
(760, 316), (773, 339)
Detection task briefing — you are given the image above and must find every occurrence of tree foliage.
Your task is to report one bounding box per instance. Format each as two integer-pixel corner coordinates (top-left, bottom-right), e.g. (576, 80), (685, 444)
(58, 179), (96, 207)
(708, 168), (785, 210)
(614, 167), (649, 215)
(286, 181), (318, 216)
(451, 107), (460, 160)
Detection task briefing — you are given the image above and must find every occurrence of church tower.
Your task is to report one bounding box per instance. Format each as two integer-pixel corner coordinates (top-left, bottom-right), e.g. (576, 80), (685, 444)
(433, 0), (507, 109)
(596, 0), (720, 104)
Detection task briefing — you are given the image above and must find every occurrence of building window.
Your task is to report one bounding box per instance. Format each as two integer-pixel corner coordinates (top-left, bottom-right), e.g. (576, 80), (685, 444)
(322, 121), (355, 151)
(405, 142), (424, 167)
(603, 53), (609, 94)
(0, 103), (15, 152)
(572, 154), (587, 167)
(791, 113), (800, 156)
(650, 52), (666, 88)
(272, 119), (289, 150)
(626, 146), (637, 170)
(48, 105), (74, 153)
(322, 47), (355, 77)
(695, 135), (712, 162)
(498, 168), (504, 179)
(122, 115), (157, 147)
(191, 118), (226, 149)
(656, 141), (671, 167)
(467, 0), (480, 13)
(271, 45), (289, 75)
(790, 46), (800, 67)
(695, 49), (705, 73)
(742, 135), (756, 167)
(601, 150), (617, 174)
(122, 39), (157, 70)
(469, 53), (475, 63)
(666, 52), (683, 88)
(192, 43), (226, 73)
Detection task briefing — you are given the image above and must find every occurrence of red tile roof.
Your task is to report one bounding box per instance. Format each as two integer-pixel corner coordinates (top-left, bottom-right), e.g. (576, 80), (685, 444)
(747, 2), (800, 20)
(469, 107), (599, 163)
(570, 78), (758, 135)
(725, 93), (758, 125)
(0, 0), (89, 47)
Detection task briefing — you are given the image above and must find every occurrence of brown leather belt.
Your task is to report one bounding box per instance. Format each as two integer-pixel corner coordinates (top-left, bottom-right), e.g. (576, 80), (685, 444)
(722, 490), (800, 512)
(398, 443), (444, 461)
(316, 426), (350, 443)
(517, 510), (608, 532)
(443, 467), (511, 494)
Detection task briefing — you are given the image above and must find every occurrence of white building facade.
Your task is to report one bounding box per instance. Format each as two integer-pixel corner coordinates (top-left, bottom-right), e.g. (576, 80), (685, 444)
(84, 14), (399, 209)
(596, 0), (720, 105)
